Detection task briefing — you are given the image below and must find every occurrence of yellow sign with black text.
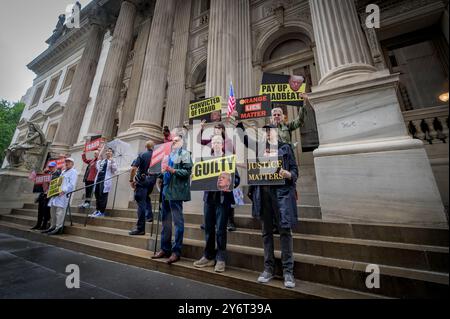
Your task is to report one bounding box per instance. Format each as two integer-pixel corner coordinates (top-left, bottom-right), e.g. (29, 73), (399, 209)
(47, 176), (63, 198)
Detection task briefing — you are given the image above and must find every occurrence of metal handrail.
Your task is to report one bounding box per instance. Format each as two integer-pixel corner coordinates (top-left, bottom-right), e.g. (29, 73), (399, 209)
(62, 169), (132, 228)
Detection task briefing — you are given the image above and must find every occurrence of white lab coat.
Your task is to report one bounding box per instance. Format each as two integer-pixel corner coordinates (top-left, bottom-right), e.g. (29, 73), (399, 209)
(95, 159), (118, 193)
(48, 168), (78, 209)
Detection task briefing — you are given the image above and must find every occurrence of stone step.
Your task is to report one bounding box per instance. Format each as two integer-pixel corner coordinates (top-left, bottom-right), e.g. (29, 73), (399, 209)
(0, 220), (389, 299)
(14, 207), (450, 247)
(5, 212), (448, 272)
(2, 213), (448, 298)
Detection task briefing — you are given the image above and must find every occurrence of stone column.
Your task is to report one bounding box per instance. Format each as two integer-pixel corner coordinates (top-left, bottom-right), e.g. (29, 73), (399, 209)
(164, 0), (192, 130)
(310, 0), (376, 85)
(236, 0), (253, 98)
(118, 17), (152, 135)
(52, 21), (106, 153)
(88, 0), (137, 140)
(205, 0), (239, 99)
(307, 0), (447, 227)
(130, 0), (177, 142)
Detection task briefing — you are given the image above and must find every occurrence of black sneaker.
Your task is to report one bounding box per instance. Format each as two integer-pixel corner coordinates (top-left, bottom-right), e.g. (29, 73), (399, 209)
(227, 222), (236, 232)
(41, 227), (55, 234)
(129, 229), (145, 236)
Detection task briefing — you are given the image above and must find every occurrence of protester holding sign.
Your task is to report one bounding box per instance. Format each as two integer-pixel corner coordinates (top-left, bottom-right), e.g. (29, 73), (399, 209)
(248, 125), (298, 288)
(152, 135), (192, 265)
(31, 162), (60, 230)
(80, 150), (99, 209)
(45, 157), (78, 235)
(129, 141), (156, 236)
(89, 148), (117, 218)
(193, 135), (240, 273)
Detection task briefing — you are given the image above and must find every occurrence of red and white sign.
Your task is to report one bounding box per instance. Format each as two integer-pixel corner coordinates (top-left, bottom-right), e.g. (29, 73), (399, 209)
(149, 142), (172, 174)
(34, 174), (52, 185)
(84, 138), (105, 153)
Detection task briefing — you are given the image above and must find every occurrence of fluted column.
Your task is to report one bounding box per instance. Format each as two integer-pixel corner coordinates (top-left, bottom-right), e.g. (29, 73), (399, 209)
(130, 0), (177, 141)
(88, 0), (137, 140)
(205, 0), (239, 99)
(52, 22), (106, 152)
(118, 17), (152, 134)
(236, 0), (253, 98)
(164, 0), (192, 130)
(309, 0), (376, 85)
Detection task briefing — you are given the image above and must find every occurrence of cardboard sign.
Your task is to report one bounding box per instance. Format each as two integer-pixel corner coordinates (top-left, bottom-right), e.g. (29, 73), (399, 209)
(84, 138), (105, 153)
(191, 155), (236, 192)
(236, 95), (271, 120)
(259, 73), (306, 106)
(189, 96), (222, 124)
(34, 174), (52, 185)
(247, 157), (286, 186)
(47, 176), (64, 198)
(148, 142), (172, 174)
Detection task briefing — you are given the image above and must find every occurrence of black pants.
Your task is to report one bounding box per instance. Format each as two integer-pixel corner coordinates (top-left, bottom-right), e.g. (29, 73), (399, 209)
(95, 182), (109, 213)
(36, 193), (50, 227)
(134, 176), (156, 232)
(84, 180), (95, 203)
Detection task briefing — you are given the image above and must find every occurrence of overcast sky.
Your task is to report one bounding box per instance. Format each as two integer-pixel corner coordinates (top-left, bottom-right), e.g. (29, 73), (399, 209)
(0, 0), (92, 102)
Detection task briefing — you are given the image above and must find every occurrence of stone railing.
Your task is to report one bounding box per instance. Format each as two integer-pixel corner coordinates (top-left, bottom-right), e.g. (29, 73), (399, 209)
(403, 105), (449, 144)
(192, 11), (209, 31)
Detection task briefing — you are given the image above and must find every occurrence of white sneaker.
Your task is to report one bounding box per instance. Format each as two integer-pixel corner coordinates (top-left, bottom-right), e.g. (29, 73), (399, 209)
(214, 261), (226, 273)
(193, 257), (215, 268)
(257, 270), (274, 283)
(88, 211), (99, 217)
(284, 274), (296, 288)
(81, 202), (90, 209)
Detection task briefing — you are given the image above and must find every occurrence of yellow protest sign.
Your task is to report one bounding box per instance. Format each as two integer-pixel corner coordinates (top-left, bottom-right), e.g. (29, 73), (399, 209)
(47, 176), (63, 198)
(189, 96), (222, 124)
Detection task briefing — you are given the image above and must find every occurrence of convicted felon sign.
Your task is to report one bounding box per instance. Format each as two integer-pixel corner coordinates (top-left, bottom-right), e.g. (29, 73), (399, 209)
(191, 155), (236, 192)
(236, 95), (271, 120)
(247, 157), (286, 186)
(189, 96), (222, 124)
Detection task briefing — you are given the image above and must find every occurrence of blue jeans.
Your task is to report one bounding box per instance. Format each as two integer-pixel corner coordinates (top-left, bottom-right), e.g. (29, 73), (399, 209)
(135, 185), (153, 232)
(160, 194), (184, 257)
(203, 202), (228, 262)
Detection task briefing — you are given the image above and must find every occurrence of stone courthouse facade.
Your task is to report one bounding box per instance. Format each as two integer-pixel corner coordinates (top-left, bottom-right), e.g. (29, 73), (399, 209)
(0, 0), (448, 298)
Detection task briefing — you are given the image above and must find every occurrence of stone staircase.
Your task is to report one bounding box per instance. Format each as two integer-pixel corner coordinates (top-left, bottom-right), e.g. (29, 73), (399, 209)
(0, 200), (448, 299)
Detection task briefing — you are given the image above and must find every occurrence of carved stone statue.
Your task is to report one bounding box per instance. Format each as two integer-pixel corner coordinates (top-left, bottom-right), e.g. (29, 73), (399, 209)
(6, 122), (48, 171)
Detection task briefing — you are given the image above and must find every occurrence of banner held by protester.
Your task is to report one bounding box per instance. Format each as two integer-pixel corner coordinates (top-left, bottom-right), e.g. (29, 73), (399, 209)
(191, 155), (236, 191)
(259, 73), (306, 107)
(189, 96), (222, 124)
(247, 157), (286, 186)
(47, 176), (64, 198)
(236, 95), (271, 120)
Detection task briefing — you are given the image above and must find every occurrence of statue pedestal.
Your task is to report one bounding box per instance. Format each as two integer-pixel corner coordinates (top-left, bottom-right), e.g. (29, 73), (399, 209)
(0, 169), (36, 210)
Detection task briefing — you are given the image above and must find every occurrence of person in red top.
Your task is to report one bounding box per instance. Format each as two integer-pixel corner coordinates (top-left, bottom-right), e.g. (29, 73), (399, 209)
(80, 150), (99, 208)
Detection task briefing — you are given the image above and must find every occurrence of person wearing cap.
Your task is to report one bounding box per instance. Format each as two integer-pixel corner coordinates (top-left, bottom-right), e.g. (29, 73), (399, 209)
(31, 162), (61, 230)
(45, 157), (78, 235)
(248, 124), (299, 289)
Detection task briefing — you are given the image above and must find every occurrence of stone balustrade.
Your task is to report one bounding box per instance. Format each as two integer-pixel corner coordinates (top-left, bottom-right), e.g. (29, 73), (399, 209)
(403, 106), (449, 145)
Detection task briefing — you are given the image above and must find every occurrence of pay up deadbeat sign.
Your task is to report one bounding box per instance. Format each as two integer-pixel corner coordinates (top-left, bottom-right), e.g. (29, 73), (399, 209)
(236, 95), (271, 120)
(189, 96), (222, 124)
(191, 155), (236, 192)
(259, 72), (306, 107)
(247, 156), (286, 186)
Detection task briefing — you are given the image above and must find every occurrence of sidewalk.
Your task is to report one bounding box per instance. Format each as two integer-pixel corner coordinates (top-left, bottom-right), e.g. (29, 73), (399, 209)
(0, 232), (257, 299)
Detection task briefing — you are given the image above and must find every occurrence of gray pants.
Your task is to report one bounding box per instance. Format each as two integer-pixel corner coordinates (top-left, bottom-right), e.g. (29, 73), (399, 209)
(50, 206), (66, 229)
(260, 186), (294, 276)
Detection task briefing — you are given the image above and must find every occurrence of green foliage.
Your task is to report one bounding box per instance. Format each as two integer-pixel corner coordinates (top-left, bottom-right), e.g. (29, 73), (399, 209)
(0, 100), (25, 163)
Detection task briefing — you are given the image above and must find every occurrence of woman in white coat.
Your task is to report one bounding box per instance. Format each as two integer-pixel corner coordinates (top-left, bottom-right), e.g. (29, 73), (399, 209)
(90, 148), (117, 217)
